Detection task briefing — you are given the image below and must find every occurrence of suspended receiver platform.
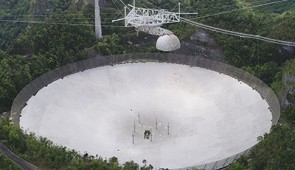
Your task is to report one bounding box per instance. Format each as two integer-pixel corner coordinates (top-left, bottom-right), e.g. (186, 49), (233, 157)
(112, 2), (192, 51)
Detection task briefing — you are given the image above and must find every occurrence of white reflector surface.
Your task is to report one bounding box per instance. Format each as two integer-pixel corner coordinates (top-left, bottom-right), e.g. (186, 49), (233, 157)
(20, 63), (272, 169)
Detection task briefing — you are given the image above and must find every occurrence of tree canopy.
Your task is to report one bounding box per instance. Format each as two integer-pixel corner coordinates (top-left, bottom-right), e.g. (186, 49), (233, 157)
(0, 0), (295, 169)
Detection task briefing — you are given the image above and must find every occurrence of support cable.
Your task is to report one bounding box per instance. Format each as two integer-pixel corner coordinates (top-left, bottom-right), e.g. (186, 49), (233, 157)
(181, 17), (295, 46)
(196, 0), (289, 19)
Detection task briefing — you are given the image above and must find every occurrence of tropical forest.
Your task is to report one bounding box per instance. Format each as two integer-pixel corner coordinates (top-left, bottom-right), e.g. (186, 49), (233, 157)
(0, 0), (295, 169)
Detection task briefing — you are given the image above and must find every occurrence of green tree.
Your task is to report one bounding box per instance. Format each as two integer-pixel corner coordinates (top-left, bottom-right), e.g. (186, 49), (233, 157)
(9, 12), (95, 66)
(249, 124), (295, 170)
(0, 57), (32, 111)
(95, 33), (125, 55)
(283, 107), (295, 123)
(228, 156), (248, 170)
(123, 161), (139, 170)
(0, 153), (21, 170)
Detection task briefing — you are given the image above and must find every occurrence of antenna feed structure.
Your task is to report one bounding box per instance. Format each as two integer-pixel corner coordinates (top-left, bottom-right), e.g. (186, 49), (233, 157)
(112, 3), (183, 51)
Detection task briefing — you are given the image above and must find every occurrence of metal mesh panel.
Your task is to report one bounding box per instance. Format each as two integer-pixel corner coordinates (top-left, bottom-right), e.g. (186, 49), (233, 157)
(10, 53), (280, 169)
(214, 157), (230, 169)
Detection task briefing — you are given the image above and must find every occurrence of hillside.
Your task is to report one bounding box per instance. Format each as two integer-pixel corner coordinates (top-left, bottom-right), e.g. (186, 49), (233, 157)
(0, 0), (295, 169)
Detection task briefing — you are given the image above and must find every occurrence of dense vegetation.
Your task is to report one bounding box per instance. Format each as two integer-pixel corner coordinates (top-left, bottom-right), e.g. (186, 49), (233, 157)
(229, 123), (295, 170)
(0, 0), (295, 169)
(0, 152), (21, 170)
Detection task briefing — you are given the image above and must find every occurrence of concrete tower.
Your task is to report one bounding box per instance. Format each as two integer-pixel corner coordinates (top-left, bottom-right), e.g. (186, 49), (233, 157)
(94, 0), (102, 40)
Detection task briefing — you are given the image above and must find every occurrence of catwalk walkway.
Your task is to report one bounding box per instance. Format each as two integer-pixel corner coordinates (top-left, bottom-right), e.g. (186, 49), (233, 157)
(0, 143), (37, 170)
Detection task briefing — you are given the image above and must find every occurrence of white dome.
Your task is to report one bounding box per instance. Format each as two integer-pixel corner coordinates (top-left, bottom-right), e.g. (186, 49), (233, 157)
(156, 34), (181, 52)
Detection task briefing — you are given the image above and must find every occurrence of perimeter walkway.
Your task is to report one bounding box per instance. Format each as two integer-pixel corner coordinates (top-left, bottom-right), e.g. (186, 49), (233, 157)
(0, 143), (38, 170)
